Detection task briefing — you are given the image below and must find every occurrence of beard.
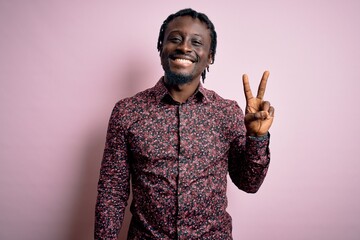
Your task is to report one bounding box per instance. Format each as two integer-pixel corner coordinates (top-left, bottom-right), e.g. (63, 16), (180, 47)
(163, 69), (194, 86)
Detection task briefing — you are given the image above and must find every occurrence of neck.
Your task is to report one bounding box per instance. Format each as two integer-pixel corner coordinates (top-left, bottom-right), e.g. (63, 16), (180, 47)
(164, 77), (200, 103)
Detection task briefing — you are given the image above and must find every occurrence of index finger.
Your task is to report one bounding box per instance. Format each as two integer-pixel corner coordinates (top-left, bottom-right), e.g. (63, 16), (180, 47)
(242, 74), (254, 101)
(257, 71), (270, 100)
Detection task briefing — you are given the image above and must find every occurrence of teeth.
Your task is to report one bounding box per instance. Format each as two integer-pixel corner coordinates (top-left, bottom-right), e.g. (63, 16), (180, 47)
(174, 58), (192, 64)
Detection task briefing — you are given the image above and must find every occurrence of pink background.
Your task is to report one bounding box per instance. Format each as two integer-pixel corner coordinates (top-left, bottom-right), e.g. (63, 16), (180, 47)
(1, 1), (360, 239)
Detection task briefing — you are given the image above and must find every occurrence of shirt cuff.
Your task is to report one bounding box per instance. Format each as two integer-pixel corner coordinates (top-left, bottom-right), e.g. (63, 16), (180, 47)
(246, 132), (270, 165)
(247, 132), (270, 141)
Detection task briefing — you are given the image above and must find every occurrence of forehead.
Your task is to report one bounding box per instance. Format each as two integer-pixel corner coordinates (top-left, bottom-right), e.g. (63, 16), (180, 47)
(165, 16), (210, 38)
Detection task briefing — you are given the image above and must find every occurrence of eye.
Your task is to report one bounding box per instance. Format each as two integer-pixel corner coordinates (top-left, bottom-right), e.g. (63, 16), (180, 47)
(168, 35), (182, 43)
(192, 39), (202, 46)
(171, 38), (181, 43)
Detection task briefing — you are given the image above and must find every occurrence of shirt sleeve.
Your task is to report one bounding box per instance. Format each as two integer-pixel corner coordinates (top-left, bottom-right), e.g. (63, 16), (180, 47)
(227, 102), (270, 193)
(95, 103), (130, 239)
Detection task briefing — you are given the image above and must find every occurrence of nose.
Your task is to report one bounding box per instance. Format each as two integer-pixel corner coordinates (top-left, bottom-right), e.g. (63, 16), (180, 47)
(177, 40), (192, 53)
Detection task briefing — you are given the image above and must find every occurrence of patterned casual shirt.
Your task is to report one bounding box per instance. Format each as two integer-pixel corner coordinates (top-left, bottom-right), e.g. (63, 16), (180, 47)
(95, 78), (270, 240)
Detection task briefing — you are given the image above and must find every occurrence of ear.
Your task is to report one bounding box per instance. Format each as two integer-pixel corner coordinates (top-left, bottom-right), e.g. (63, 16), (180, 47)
(207, 52), (214, 65)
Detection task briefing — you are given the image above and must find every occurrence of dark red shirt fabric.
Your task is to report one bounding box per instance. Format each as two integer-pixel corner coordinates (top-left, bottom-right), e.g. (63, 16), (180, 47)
(95, 78), (270, 240)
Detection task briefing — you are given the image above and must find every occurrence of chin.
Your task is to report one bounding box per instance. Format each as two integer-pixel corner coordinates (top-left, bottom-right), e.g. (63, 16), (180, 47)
(164, 70), (193, 86)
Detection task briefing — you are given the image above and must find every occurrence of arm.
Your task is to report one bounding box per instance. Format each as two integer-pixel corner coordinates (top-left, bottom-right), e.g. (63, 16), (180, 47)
(228, 104), (270, 193)
(95, 103), (130, 239)
(228, 71), (274, 193)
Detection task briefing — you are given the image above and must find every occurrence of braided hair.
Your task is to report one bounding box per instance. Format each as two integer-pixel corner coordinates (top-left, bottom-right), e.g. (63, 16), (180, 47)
(157, 8), (217, 82)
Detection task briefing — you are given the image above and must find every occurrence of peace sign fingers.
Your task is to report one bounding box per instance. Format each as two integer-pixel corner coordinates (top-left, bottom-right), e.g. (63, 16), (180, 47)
(242, 70), (274, 136)
(242, 73), (254, 101)
(242, 70), (270, 102)
(256, 71), (269, 100)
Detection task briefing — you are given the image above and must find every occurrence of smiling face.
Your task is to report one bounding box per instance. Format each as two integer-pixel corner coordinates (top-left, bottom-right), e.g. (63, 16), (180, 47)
(160, 16), (213, 86)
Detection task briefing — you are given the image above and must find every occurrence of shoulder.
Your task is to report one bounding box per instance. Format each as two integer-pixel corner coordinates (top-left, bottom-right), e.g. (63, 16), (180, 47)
(202, 87), (246, 138)
(110, 87), (156, 126)
(201, 87), (246, 138)
(202, 87), (244, 117)
(116, 87), (154, 109)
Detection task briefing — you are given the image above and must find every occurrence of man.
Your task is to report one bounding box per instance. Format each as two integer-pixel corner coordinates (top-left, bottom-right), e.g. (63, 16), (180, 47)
(95, 8), (274, 240)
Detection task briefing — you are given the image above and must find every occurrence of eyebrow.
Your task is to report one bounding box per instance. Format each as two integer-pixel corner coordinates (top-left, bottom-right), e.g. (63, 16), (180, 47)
(167, 30), (204, 38)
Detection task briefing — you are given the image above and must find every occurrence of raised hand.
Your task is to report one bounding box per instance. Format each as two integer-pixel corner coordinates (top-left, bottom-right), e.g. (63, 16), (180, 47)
(242, 71), (274, 136)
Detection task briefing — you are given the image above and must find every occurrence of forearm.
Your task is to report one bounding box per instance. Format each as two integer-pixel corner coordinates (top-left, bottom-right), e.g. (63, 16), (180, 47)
(229, 133), (270, 193)
(95, 148), (130, 239)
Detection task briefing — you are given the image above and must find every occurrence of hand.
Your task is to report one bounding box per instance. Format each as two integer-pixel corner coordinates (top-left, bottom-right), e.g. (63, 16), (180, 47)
(242, 71), (275, 136)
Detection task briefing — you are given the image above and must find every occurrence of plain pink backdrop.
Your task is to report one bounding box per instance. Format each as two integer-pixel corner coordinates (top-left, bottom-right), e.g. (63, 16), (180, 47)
(1, 1), (360, 239)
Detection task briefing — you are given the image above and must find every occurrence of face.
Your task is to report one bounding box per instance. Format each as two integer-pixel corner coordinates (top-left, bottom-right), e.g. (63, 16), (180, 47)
(160, 16), (213, 86)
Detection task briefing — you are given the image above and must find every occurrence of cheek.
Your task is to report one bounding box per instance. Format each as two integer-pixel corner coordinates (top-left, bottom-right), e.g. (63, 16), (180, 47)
(160, 50), (167, 66)
(199, 53), (211, 66)
(196, 48), (211, 62)
(160, 46), (171, 60)
(160, 57), (168, 69)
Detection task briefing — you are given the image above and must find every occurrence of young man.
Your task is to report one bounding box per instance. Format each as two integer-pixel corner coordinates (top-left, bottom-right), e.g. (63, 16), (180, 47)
(95, 8), (274, 240)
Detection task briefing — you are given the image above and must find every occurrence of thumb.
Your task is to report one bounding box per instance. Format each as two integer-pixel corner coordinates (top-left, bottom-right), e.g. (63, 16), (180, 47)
(245, 111), (269, 122)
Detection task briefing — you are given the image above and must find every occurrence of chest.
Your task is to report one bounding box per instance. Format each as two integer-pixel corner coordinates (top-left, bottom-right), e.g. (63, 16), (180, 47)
(127, 104), (230, 163)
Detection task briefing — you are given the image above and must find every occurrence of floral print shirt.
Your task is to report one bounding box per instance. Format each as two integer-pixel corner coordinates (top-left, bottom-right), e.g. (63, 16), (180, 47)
(95, 78), (270, 240)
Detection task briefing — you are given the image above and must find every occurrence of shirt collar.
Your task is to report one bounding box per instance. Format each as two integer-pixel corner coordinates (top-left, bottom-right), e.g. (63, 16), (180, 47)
(153, 77), (210, 104)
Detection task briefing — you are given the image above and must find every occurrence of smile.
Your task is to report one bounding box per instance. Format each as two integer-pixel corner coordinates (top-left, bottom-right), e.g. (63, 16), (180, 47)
(174, 58), (193, 64)
(170, 58), (194, 67)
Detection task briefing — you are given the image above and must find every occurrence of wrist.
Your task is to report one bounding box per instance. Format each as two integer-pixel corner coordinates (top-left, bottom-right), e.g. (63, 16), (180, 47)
(247, 132), (269, 142)
(246, 131), (268, 137)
